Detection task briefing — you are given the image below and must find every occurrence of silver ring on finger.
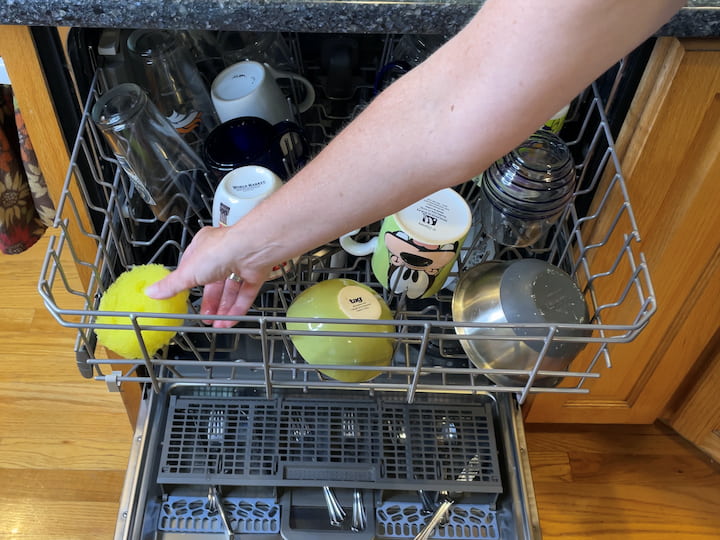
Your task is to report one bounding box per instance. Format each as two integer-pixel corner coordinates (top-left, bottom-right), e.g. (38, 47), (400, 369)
(228, 272), (242, 283)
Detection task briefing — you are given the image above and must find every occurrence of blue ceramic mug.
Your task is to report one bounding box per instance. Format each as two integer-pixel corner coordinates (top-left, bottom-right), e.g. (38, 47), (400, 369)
(203, 116), (309, 181)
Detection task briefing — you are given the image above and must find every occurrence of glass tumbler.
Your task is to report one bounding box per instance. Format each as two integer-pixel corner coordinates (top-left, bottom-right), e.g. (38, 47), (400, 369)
(177, 30), (226, 87)
(391, 34), (447, 68)
(477, 183), (566, 248)
(476, 129), (576, 247)
(127, 29), (219, 149)
(217, 31), (297, 71)
(92, 83), (213, 222)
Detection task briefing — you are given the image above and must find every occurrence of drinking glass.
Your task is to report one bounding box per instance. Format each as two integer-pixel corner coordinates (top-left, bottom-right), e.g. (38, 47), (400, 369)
(475, 129), (576, 247)
(92, 83), (213, 222)
(127, 29), (219, 149)
(217, 31), (297, 71)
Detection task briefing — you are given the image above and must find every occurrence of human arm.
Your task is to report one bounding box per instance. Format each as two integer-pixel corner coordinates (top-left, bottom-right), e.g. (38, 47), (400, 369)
(146, 0), (685, 326)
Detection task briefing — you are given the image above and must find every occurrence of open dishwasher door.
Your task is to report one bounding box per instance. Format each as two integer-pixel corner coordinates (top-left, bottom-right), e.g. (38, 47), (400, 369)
(39, 29), (655, 539)
(117, 387), (539, 539)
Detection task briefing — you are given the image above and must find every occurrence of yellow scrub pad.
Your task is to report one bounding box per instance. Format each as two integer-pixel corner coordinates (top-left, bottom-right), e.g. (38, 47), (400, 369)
(95, 264), (189, 359)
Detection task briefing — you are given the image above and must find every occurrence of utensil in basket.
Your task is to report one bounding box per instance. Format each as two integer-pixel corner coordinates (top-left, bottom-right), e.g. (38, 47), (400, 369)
(351, 489), (367, 532)
(413, 454), (481, 540)
(436, 418), (458, 444)
(208, 485), (235, 540)
(322, 485), (346, 527)
(207, 409), (226, 474)
(208, 409), (226, 444)
(414, 499), (454, 540)
(342, 410), (359, 438)
(417, 489), (435, 515)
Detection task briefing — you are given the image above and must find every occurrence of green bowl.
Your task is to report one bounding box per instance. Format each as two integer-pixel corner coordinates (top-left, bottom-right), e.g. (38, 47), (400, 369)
(286, 278), (395, 382)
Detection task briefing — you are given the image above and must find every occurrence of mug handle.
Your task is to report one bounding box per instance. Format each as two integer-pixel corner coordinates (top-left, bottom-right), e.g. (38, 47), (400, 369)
(272, 121), (310, 164)
(339, 229), (378, 256)
(266, 64), (316, 113)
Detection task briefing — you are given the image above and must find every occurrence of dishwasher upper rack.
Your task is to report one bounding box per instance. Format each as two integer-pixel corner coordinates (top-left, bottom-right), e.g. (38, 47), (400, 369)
(38, 34), (656, 404)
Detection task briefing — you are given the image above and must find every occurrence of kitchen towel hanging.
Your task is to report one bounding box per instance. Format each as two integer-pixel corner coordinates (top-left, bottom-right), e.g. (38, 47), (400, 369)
(0, 84), (55, 254)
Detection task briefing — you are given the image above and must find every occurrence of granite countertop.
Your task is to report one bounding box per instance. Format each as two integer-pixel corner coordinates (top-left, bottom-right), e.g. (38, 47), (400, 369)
(1, 0), (719, 36)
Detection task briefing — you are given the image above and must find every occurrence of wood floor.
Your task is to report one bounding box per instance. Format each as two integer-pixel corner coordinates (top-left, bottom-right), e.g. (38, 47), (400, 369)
(526, 423), (720, 538)
(1, 233), (719, 539)
(0, 233), (131, 538)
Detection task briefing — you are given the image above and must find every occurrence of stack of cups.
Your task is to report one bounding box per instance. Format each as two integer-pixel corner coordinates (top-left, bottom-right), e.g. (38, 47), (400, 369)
(476, 129), (576, 248)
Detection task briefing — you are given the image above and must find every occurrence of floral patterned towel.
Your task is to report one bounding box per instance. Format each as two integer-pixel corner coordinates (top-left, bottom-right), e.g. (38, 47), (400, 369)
(0, 84), (55, 254)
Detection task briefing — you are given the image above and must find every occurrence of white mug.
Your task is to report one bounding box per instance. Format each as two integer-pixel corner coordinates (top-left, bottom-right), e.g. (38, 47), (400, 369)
(211, 60), (315, 125)
(212, 165), (283, 227)
(211, 165), (296, 280)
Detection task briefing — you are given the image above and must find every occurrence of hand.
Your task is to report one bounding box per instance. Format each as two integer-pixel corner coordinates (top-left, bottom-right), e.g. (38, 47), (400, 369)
(145, 225), (271, 328)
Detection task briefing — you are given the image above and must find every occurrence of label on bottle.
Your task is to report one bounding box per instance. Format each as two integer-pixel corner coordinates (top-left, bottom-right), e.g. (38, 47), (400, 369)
(123, 167), (156, 206)
(167, 110), (202, 134)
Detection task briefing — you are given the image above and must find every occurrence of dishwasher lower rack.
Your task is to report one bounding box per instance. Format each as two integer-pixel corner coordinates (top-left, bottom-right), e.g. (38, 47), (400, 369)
(117, 387), (538, 539)
(38, 32), (655, 402)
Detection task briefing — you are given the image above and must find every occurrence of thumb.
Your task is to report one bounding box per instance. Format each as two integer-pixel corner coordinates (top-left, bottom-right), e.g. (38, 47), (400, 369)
(145, 271), (189, 300)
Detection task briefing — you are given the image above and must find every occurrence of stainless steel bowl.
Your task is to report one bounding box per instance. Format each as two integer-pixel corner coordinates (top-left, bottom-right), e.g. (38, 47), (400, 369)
(451, 259), (591, 387)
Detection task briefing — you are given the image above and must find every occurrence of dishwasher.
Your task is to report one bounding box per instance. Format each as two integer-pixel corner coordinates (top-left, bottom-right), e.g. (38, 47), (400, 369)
(38, 28), (656, 539)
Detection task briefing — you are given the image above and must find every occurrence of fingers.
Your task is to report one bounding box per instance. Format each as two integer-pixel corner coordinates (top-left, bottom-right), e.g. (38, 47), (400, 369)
(145, 242), (200, 300)
(142, 224), (268, 325)
(217, 277), (244, 317)
(145, 271), (192, 300)
(232, 279), (265, 318)
(212, 279), (264, 328)
(200, 281), (225, 324)
(145, 227), (225, 300)
(199, 277), (265, 328)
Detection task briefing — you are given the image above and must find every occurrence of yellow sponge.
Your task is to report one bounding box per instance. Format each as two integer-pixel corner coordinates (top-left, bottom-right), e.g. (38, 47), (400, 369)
(95, 264), (189, 359)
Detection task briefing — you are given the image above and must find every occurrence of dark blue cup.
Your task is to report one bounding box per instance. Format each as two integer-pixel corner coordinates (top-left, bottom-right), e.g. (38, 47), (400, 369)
(202, 116), (309, 181)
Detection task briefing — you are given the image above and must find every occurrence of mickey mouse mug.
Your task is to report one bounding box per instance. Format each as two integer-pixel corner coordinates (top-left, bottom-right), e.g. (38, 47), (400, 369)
(340, 188), (472, 299)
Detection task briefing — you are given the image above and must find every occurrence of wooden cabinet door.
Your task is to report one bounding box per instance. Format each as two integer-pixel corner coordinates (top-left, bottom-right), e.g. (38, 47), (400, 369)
(525, 37), (720, 423)
(0, 26), (96, 288)
(668, 334), (720, 462)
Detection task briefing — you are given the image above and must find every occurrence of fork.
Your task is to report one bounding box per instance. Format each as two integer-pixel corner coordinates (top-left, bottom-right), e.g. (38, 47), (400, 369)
(351, 489), (367, 532)
(413, 498), (453, 540)
(208, 485), (235, 540)
(207, 409), (226, 475)
(207, 409), (226, 444)
(322, 485), (346, 527)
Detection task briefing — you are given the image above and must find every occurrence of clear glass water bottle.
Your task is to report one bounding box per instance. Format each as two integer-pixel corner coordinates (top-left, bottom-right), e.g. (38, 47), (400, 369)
(91, 82), (213, 222)
(127, 29), (219, 149)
